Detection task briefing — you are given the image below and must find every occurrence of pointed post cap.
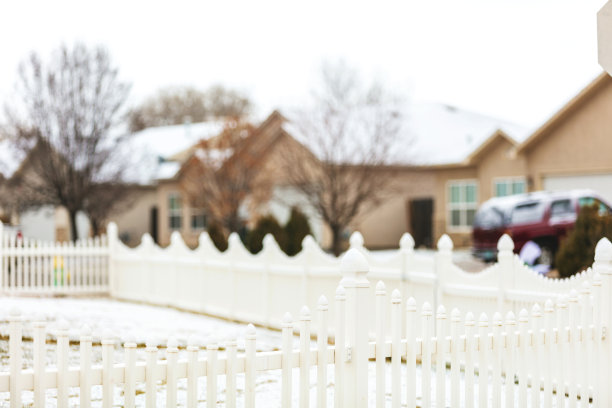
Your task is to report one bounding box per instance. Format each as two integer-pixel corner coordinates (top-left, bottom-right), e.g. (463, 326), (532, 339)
(301, 235), (317, 250)
(349, 231), (364, 248)
(497, 234), (514, 252)
(595, 237), (612, 262)
(263, 233), (279, 250)
(400, 233), (415, 251)
(170, 231), (184, 246)
(340, 248), (369, 287)
(107, 222), (118, 238)
(198, 231), (214, 248)
(437, 234), (453, 251)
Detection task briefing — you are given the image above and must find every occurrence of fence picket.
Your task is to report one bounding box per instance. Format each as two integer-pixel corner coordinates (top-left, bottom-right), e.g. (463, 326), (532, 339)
(375, 281), (386, 408)
(557, 296), (569, 408)
(518, 309), (529, 407)
(299, 306), (311, 408)
(421, 302), (432, 408)
(187, 336), (200, 408)
(491, 312), (502, 408)
(580, 282), (592, 408)
(245, 323), (257, 408)
(478, 313), (489, 408)
(145, 339), (158, 408)
(317, 295), (329, 408)
(102, 330), (114, 408)
(504, 312), (516, 408)
(125, 337), (137, 408)
(436, 305), (446, 408)
(206, 338), (218, 408)
(391, 289), (401, 408)
(531, 304), (542, 408)
(57, 320), (69, 408)
(543, 300), (555, 408)
(167, 338), (178, 408)
(569, 290), (579, 408)
(406, 297), (417, 408)
(33, 320), (46, 408)
(335, 285), (346, 408)
(464, 312), (476, 408)
(9, 307), (22, 408)
(80, 325), (92, 408)
(450, 308), (461, 407)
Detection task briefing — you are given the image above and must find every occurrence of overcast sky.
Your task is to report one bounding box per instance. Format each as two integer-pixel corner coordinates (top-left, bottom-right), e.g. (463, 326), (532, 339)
(0, 0), (607, 129)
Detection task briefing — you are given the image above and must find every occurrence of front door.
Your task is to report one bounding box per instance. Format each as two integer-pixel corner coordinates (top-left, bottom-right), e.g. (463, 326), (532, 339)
(409, 198), (433, 248)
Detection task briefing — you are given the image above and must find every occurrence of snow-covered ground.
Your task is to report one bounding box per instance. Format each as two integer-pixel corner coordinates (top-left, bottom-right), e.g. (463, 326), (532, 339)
(0, 297), (571, 407)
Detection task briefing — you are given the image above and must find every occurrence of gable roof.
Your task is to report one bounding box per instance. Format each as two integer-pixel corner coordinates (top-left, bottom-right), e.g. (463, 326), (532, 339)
(517, 71), (611, 154)
(122, 121), (225, 184)
(279, 102), (529, 167)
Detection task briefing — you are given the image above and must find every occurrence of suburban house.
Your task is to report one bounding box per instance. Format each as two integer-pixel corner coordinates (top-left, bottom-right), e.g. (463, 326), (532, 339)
(2, 71), (612, 251)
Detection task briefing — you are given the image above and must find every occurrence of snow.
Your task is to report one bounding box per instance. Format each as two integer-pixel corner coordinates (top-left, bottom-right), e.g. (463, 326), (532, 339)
(121, 121), (225, 185)
(281, 101), (531, 166)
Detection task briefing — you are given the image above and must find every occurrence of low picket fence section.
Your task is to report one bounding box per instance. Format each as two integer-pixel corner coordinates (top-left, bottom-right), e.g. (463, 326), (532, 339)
(109, 222), (597, 338)
(3, 242), (612, 407)
(0, 223), (109, 294)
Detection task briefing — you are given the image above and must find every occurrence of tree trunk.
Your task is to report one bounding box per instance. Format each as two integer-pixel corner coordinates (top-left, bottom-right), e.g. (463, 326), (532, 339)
(331, 224), (343, 257)
(69, 210), (78, 242)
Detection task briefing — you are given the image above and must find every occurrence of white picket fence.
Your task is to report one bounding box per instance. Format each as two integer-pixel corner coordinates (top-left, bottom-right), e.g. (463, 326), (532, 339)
(0, 223), (109, 294)
(109, 223), (597, 338)
(3, 241), (612, 407)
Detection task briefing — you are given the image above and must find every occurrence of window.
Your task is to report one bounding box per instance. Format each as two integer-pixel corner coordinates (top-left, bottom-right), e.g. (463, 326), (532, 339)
(579, 197), (611, 215)
(494, 178), (526, 197)
(510, 202), (546, 225)
(168, 193), (182, 230)
(448, 180), (478, 228)
(191, 208), (207, 230)
(550, 199), (573, 217)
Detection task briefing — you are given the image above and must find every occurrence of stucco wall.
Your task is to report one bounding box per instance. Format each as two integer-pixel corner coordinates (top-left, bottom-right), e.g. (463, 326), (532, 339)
(111, 187), (158, 247)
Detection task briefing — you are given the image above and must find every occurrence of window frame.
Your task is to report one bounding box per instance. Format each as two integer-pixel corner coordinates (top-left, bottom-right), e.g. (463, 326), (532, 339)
(446, 179), (479, 232)
(168, 192), (182, 231)
(190, 208), (207, 231)
(493, 176), (526, 198)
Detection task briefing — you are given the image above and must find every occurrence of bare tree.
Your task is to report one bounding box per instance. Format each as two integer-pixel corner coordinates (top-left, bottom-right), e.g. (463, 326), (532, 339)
(3, 43), (131, 241)
(128, 85), (252, 132)
(283, 60), (406, 255)
(180, 119), (272, 236)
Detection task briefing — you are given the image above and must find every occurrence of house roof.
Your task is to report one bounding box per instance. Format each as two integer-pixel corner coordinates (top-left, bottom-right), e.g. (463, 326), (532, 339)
(122, 121), (225, 184)
(279, 102), (530, 167)
(517, 71), (611, 154)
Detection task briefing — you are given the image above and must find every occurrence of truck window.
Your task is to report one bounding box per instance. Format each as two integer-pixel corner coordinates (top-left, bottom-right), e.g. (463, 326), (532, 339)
(550, 199), (573, 217)
(510, 202), (546, 225)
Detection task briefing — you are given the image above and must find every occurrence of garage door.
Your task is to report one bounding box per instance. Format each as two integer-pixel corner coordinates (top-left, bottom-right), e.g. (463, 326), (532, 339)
(543, 173), (612, 204)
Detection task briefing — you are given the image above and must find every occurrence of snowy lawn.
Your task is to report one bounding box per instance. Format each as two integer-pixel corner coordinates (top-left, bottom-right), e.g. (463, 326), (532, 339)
(0, 297), (568, 407)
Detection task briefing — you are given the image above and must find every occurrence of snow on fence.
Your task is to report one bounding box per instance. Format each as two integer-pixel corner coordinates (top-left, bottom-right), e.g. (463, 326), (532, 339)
(3, 242), (612, 407)
(109, 222), (597, 336)
(0, 222), (109, 294)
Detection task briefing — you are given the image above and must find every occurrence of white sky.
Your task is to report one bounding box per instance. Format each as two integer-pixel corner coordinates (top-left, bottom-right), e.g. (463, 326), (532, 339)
(0, 0), (607, 129)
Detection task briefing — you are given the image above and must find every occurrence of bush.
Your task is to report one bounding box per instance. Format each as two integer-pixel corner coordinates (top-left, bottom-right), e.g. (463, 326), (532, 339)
(555, 204), (612, 277)
(207, 223), (228, 251)
(246, 215), (286, 254)
(283, 207), (312, 256)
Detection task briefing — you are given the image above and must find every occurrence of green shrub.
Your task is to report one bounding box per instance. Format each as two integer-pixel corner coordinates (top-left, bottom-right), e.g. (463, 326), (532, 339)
(555, 204), (612, 278)
(246, 215), (286, 254)
(207, 223), (228, 251)
(283, 207), (312, 256)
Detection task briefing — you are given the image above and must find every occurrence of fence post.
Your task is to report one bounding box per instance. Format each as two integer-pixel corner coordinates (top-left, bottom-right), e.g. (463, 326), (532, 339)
(340, 248), (370, 408)
(435, 235), (453, 317)
(106, 222), (118, 295)
(496, 234), (515, 312)
(593, 237), (612, 406)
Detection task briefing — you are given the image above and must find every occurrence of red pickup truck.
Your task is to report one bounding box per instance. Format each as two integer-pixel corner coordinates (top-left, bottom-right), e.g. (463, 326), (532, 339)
(472, 189), (611, 266)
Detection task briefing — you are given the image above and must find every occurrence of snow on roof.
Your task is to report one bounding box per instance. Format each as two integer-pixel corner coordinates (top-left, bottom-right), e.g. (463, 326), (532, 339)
(406, 102), (530, 165)
(122, 121), (225, 184)
(281, 102), (530, 166)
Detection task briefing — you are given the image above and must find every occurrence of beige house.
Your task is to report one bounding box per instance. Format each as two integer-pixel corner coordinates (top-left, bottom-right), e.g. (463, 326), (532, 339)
(353, 72), (612, 249)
